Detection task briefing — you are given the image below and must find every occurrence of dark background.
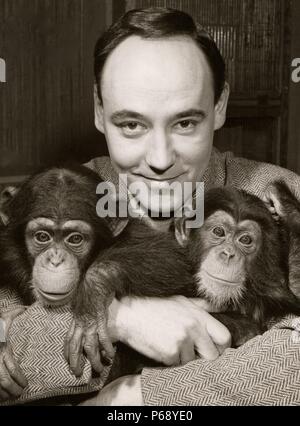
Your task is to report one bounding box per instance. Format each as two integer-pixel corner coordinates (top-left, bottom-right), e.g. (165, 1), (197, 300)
(0, 0), (300, 184)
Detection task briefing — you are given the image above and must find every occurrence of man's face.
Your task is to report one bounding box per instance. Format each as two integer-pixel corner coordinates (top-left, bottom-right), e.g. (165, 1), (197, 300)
(95, 35), (228, 214)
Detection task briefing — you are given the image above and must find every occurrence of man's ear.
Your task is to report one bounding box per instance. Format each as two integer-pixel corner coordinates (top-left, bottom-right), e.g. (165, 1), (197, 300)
(214, 82), (230, 131)
(94, 83), (105, 133)
(174, 217), (191, 247)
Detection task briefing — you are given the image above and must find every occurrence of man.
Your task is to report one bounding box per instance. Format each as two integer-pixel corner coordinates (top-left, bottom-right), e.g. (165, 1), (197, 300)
(1, 7), (300, 405)
(78, 8), (300, 405)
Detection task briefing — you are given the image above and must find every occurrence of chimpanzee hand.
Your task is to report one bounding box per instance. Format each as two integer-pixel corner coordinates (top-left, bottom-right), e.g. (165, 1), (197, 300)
(64, 310), (115, 377)
(263, 181), (296, 223)
(0, 341), (28, 401)
(0, 310), (28, 402)
(263, 185), (284, 222)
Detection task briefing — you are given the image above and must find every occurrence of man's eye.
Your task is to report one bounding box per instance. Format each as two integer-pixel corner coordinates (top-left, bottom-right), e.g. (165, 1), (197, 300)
(239, 234), (253, 246)
(120, 122), (147, 137)
(212, 226), (225, 237)
(34, 231), (52, 244)
(173, 120), (197, 134)
(125, 122), (138, 130)
(66, 233), (84, 246)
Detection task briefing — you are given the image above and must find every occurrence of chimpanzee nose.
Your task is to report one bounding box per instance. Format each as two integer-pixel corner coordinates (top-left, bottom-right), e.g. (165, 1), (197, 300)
(220, 247), (235, 263)
(47, 249), (64, 267)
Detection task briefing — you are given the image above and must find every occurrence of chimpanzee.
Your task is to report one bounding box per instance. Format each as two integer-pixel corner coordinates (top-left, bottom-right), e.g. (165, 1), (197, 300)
(175, 182), (300, 336)
(0, 164), (196, 398)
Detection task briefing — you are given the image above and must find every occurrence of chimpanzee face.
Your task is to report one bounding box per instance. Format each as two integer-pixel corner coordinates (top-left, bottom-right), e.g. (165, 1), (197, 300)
(194, 210), (262, 309)
(25, 218), (95, 306)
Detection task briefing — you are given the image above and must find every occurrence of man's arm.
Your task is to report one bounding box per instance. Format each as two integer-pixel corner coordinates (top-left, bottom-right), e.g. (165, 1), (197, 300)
(140, 317), (300, 405)
(81, 316), (300, 406)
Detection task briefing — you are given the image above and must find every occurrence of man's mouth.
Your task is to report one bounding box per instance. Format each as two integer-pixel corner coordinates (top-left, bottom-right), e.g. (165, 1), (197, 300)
(132, 173), (184, 183)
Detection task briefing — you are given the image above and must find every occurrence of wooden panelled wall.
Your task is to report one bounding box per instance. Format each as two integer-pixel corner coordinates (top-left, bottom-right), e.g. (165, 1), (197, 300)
(0, 0), (293, 178)
(0, 0), (108, 178)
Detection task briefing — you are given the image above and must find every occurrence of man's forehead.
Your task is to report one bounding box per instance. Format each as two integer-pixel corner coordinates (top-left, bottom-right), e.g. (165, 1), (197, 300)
(101, 35), (214, 97)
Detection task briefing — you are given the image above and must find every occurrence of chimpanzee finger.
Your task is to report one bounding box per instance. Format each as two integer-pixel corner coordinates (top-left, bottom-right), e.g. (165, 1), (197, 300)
(83, 331), (103, 374)
(0, 388), (10, 401)
(97, 318), (115, 360)
(263, 190), (283, 218)
(64, 319), (76, 362)
(4, 351), (28, 389)
(68, 326), (84, 377)
(0, 365), (24, 398)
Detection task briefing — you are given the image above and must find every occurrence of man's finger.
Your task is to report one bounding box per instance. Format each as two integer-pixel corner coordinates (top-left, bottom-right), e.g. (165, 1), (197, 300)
(206, 316), (232, 351)
(194, 332), (220, 360)
(179, 342), (197, 365)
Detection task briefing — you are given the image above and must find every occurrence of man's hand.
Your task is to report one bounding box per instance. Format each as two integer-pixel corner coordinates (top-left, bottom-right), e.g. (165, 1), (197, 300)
(79, 374), (143, 406)
(108, 296), (231, 366)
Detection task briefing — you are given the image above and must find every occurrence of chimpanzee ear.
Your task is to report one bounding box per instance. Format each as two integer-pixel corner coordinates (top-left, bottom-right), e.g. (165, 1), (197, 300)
(110, 218), (130, 237)
(0, 186), (19, 203)
(174, 217), (191, 247)
(0, 186), (19, 226)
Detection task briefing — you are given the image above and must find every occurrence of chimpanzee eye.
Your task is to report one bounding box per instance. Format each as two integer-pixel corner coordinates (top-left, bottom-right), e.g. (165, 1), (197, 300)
(34, 231), (52, 244)
(239, 234), (253, 245)
(66, 233), (84, 246)
(212, 226), (225, 237)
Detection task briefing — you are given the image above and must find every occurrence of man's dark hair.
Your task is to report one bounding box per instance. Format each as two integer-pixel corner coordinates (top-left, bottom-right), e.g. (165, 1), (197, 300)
(94, 7), (226, 105)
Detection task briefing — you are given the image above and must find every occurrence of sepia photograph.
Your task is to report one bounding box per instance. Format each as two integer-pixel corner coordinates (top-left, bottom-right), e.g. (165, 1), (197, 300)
(0, 0), (300, 408)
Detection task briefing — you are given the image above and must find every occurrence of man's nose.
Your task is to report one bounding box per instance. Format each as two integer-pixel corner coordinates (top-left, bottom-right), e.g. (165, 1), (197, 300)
(145, 129), (175, 174)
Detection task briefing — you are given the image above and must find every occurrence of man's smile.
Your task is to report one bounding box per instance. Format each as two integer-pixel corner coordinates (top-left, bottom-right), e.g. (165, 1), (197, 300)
(132, 172), (183, 181)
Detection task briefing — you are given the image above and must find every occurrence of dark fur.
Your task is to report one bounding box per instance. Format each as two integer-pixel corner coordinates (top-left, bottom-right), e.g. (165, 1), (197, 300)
(269, 181), (300, 299)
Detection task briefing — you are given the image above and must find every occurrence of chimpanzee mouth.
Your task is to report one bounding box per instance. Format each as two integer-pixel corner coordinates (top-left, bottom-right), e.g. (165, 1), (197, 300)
(202, 269), (242, 286)
(37, 288), (74, 302)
